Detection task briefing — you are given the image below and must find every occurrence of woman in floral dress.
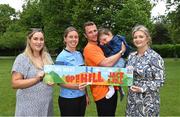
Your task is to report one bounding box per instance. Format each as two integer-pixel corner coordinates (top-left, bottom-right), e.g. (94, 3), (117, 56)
(11, 29), (53, 116)
(126, 25), (165, 116)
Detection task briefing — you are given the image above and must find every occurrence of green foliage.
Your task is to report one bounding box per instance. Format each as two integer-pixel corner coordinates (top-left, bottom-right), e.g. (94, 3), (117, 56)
(115, 0), (152, 27)
(166, 0), (180, 43)
(0, 21), (26, 56)
(0, 4), (16, 34)
(20, 0), (43, 28)
(152, 22), (173, 44)
(40, 0), (72, 51)
(151, 44), (180, 58)
(38, 0), (153, 51)
(2, 0), (177, 56)
(175, 44), (180, 57)
(0, 1), (43, 55)
(167, 0), (180, 27)
(113, 0), (152, 37)
(0, 22), (26, 48)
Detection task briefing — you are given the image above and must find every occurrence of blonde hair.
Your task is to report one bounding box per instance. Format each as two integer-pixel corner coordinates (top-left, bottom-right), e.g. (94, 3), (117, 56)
(24, 29), (53, 68)
(132, 25), (152, 45)
(98, 28), (112, 40)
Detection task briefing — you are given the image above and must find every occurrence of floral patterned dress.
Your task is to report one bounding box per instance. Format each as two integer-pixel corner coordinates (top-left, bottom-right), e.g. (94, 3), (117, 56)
(126, 48), (165, 116)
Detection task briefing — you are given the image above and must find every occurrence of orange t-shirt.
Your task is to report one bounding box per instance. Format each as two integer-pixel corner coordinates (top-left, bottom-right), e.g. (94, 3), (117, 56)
(83, 42), (109, 101)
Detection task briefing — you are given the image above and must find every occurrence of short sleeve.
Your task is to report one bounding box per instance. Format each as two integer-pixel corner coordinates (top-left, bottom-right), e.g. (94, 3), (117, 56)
(76, 52), (84, 66)
(55, 51), (68, 65)
(11, 54), (30, 78)
(84, 46), (105, 66)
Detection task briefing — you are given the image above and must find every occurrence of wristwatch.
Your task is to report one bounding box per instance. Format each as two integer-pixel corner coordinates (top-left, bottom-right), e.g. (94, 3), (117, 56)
(120, 50), (124, 56)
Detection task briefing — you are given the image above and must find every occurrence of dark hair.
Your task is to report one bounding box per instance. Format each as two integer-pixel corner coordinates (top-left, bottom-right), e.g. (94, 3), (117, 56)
(83, 21), (96, 33)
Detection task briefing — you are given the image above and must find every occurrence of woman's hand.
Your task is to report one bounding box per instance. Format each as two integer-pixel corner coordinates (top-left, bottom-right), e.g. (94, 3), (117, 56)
(36, 71), (45, 81)
(47, 82), (55, 86)
(130, 85), (143, 93)
(78, 83), (88, 91)
(12, 71), (45, 89)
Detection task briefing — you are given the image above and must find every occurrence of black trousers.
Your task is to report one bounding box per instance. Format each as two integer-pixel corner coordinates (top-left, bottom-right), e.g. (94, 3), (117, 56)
(95, 91), (118, 116)
(58, 95), (86, 116)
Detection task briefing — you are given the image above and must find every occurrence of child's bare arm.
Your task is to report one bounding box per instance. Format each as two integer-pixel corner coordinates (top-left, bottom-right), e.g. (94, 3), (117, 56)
(121, 42), (126, 54)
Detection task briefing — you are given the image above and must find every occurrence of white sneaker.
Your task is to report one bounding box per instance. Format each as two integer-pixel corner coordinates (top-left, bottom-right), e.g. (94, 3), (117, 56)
(105, 86), (115, 99)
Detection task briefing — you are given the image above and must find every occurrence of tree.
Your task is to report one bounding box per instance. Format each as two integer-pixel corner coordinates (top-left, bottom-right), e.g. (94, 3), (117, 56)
(0, 21), (27, 55)
(40, 0), (74, 53)
(111, 0), (153, 45)
(19, 0), (43, 29)
(166, 0), (180, 43)
(152, 22), (172, 44)
(0, 22), (26, 48)
(0, 4), (16, 34)
(39, 0), (153, 51)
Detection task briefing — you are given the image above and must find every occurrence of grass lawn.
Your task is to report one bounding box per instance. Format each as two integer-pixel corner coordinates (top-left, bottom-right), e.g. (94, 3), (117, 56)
(0, 58), (180, 116)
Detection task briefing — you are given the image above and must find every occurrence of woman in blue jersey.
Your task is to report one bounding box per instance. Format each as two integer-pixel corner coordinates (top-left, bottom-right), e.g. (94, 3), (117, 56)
(55, 26), (89, 116)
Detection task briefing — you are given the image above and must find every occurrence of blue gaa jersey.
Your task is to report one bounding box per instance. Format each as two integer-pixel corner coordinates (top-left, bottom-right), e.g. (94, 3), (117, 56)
(55, 49), (85, 98)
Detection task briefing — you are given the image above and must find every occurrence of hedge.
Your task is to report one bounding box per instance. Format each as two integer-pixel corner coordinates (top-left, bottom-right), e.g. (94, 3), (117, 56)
(0, 48), (23, 56)
(151, 44), (180, 58)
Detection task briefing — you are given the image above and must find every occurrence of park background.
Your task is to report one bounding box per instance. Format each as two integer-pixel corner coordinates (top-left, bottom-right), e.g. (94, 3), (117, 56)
(0, 0), (180, 116)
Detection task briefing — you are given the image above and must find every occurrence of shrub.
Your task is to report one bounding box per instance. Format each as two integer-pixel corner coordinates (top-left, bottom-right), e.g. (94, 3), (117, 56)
(151, 44), (180, 58)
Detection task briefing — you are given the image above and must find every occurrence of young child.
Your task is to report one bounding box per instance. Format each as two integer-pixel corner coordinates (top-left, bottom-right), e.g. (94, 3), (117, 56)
(98, 28), (131, 101)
